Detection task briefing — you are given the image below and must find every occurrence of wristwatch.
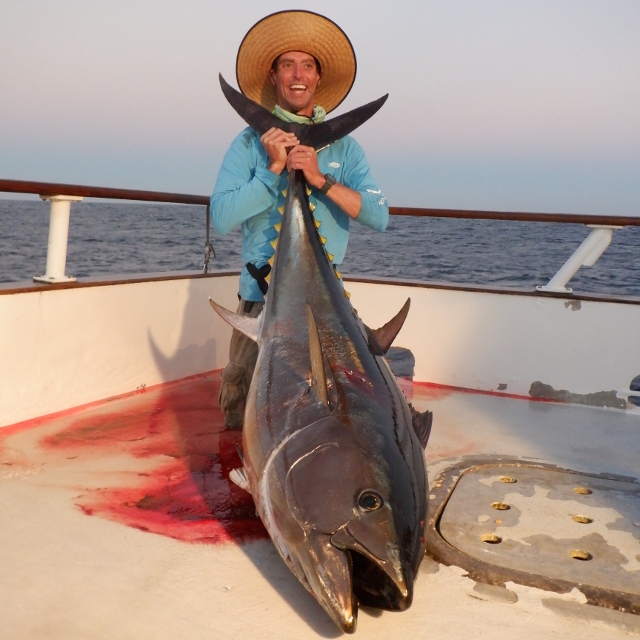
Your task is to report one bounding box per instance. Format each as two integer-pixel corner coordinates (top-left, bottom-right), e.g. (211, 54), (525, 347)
(318, 173), (336, 195)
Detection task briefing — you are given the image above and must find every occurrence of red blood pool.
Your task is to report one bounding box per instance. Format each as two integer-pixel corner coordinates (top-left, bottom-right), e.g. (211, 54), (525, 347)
(10, 372), (432, 545)
(36, 373), (267, 544)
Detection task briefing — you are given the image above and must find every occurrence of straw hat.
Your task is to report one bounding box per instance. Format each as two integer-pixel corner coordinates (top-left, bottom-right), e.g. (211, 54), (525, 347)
(236, 10), (357, 113)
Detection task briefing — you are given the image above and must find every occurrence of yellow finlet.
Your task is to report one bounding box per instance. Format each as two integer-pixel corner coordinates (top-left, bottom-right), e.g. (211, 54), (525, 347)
(309, 203), (316, 212)
(265, 273), (271, 283)
(306, 186), (312, 196)
(314, 218), (321, 229)
(334, 267), (341, 279)
(274, 222), (282, 232)
(282, 189), (287, 197)
(344, 289), (351, 299)
(270, 239), (278, 249)
(268, 255), (274, 266)
(326, 251), (334, 262)
(319, 235), (327, 245)
(278, 206), (284, 214)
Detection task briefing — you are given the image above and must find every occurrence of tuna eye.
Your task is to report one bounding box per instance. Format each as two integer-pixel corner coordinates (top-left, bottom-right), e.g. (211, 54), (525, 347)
(358, 491), (383, 512)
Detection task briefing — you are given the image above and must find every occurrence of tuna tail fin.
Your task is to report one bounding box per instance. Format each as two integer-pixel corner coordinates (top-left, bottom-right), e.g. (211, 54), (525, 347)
(303, 94), (388, 150)
(208, 298), (260, 343)
(220, 74), (285, 136)
(219, 74), (388, 150)
(366, 298), (411, 356)
(409, 404), (433, 449)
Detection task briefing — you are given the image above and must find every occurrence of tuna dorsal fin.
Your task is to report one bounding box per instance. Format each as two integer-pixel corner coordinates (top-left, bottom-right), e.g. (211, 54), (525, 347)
(409, 403), (433, 449)
(306, 304), (329, 407)
(209, 298), (260, 343)
(219, 74), (388, 150)
(366, 298), (411, 356)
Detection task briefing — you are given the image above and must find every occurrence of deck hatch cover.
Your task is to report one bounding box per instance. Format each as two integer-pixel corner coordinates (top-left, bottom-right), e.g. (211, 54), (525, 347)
(428, 460), (640, 613)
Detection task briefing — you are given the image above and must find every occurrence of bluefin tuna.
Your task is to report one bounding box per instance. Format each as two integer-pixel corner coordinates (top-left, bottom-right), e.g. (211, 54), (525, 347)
(210, 76), (432, 633)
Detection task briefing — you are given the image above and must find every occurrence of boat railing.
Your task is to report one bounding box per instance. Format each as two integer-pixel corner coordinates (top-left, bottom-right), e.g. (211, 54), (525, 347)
(1, 178), (639, 292)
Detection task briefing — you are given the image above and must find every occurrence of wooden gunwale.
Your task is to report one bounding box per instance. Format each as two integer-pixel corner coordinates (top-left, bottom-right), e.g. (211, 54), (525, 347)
(1, 270), (639, 306)
(2, 178), (640, 226)
(0, 270), (239, 295)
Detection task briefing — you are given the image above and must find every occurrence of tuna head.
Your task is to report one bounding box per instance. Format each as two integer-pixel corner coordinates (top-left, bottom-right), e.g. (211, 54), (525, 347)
(263, 417), (425, 633)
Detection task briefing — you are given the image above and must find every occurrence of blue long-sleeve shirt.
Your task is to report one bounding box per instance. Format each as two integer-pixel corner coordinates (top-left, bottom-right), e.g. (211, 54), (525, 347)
(211, 126), (388, 302)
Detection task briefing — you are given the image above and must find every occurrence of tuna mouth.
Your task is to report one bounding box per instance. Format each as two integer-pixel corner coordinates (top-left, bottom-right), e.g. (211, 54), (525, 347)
(330, 526), (412, 612)
(295, 529), (411, 633)
(349, 549), (413, 611)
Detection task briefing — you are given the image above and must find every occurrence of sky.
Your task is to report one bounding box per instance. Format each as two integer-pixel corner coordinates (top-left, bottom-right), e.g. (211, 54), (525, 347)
(1, 0), (639, 214)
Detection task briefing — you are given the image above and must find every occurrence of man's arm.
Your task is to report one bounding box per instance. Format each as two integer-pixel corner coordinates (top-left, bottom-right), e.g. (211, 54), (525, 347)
(339, 137), (389, 232)
(285, 145), (362, 219)
(210, 130), (285, 236)
(285, 139), (388, 230)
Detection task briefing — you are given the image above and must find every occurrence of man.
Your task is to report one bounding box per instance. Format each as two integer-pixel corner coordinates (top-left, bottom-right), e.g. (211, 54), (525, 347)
(211, 10), (389, 429)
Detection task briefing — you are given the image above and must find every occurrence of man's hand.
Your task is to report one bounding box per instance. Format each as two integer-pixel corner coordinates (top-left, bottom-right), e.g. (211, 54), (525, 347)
(286, 145), (324, 188)
(260, 128), (299, 175)
(288, 144), (362, 220)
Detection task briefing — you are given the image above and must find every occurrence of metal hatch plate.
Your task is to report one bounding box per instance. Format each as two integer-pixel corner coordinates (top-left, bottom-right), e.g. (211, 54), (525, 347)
(427, 459), (640, 614)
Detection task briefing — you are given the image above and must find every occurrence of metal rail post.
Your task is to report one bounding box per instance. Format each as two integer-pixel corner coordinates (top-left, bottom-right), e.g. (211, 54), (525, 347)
(536, 224), (624, 294)
(33, 195), (83, 283)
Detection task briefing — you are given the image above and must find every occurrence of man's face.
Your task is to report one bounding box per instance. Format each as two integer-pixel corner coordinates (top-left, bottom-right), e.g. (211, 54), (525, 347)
(270, 51), (321, 117)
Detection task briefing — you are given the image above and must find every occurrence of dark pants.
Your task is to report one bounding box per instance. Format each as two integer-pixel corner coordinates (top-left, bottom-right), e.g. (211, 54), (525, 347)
(219, 299), (264, 430)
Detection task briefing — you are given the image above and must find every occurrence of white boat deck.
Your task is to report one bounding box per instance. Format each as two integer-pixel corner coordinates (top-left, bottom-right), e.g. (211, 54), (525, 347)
(1, 371), (638, 639)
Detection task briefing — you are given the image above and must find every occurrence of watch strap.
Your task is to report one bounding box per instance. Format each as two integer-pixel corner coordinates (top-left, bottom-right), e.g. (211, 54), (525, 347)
(318, 173), (336, 195)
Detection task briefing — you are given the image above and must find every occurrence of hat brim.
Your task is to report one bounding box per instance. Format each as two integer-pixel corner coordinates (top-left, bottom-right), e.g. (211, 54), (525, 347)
(236, 10), (357, 114)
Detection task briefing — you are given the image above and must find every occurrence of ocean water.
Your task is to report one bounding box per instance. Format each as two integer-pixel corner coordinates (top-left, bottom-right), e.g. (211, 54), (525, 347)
(1, 199), (639, 296)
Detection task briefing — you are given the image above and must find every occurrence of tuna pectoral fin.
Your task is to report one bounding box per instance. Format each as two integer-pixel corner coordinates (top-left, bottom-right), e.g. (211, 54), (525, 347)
(409, 403), (433, 449)
(302, 533), (356, 634)
(229, 468), (250, 492)
(366, 298), (411, 355)
(307, 305), (330, 407)
(209, 298), (260, 342)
